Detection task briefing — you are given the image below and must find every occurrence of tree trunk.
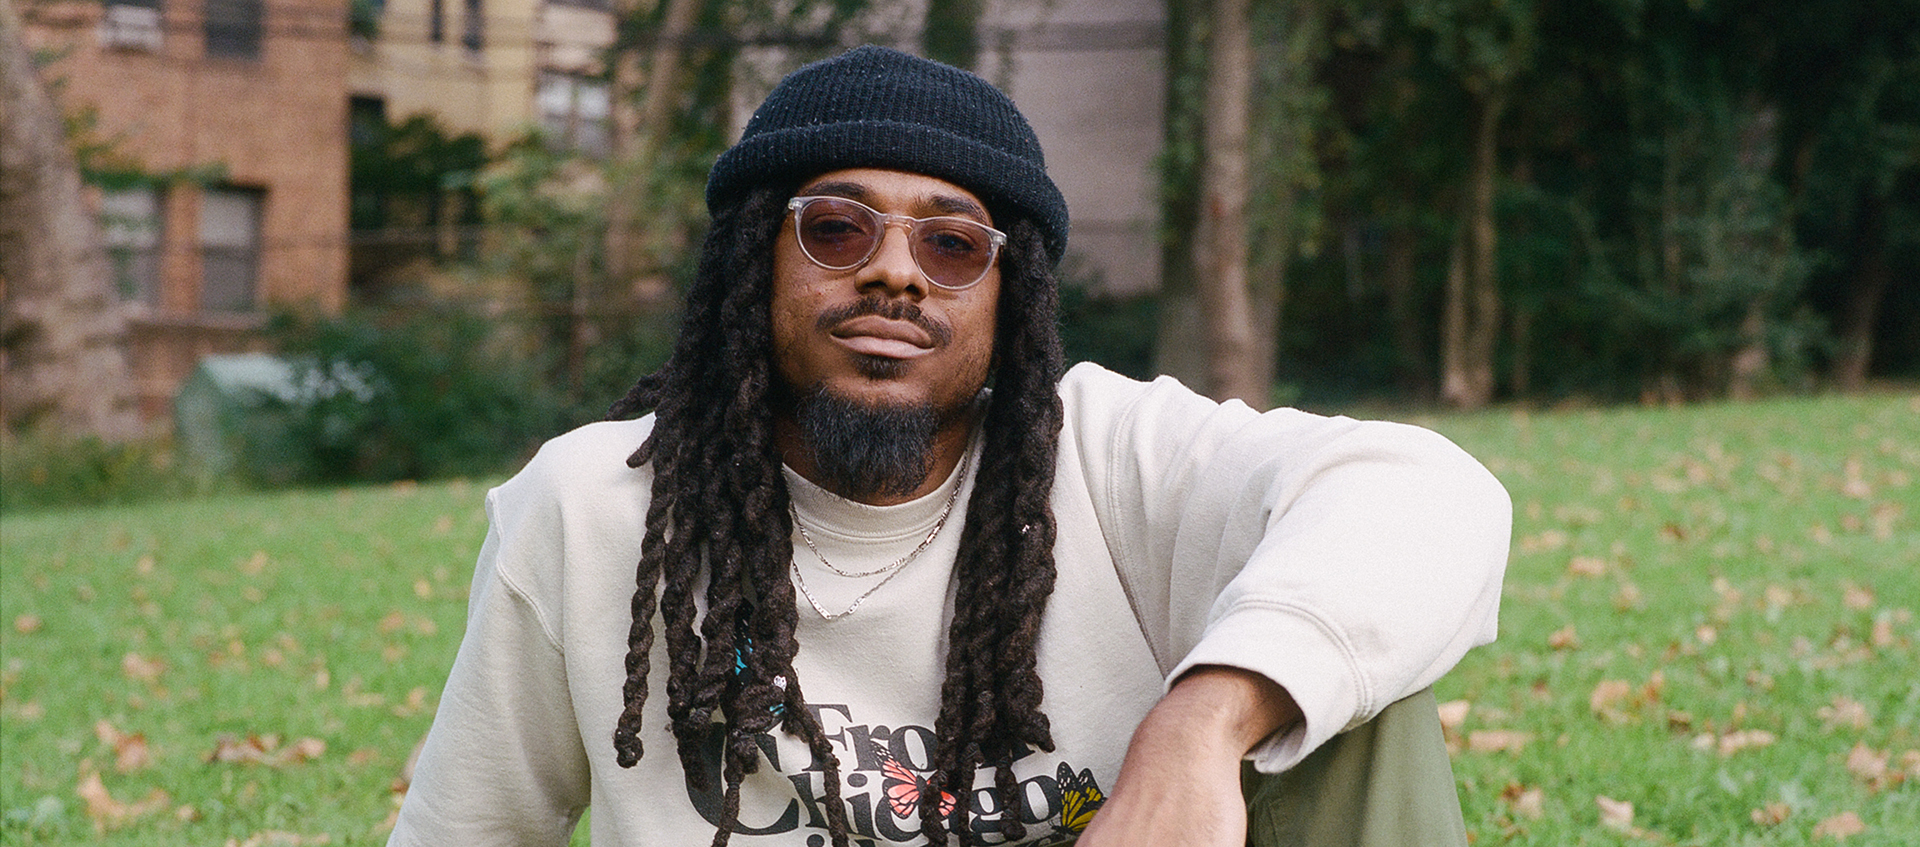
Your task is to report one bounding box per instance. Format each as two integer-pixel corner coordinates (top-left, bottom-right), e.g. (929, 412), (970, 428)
(1440, 88), (1505, 409)
(1152, 0), (1207, 389)
(604, 0), (700, 294)
(1381, 223), (1428, 398)
(0, 1), (141, 438)
(1194, 0), (1265, 407)
(1834, 193), (1890, 391)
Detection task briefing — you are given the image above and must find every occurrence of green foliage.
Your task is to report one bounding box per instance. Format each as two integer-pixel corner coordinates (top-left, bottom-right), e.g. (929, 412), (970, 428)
(267, 307), (569, 484)
(0, 430), (225, 513)
(350, 113), (486, 232)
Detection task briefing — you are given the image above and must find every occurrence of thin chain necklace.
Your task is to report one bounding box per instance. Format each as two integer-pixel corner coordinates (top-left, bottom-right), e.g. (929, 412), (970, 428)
(790, 460), (968, 620)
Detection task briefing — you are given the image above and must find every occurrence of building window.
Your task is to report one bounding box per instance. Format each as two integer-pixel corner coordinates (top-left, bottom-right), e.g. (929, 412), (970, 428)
(537, 71), (609, 157)
(200, 187), (263, 312)
(100, 186), (165, 305)
(204, 0), (263, 59)
(99, 0), (165, 52)
(461, 0), (483, 52)
(429, 0), (444, 43)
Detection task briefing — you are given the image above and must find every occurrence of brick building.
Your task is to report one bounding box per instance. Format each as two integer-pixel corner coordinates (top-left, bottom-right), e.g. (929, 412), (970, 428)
(18, 0), (351, 421)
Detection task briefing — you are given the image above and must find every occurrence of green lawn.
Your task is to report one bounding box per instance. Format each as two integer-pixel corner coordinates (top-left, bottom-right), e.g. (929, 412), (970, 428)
(3, 392), (1916, 845)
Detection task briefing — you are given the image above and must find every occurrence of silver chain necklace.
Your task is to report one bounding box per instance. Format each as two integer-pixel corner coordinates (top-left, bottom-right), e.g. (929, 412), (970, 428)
(790, 465), (967, 620)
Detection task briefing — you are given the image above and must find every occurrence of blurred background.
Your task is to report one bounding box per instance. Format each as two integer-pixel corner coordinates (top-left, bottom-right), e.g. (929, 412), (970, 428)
(4, 0), (1917, 494)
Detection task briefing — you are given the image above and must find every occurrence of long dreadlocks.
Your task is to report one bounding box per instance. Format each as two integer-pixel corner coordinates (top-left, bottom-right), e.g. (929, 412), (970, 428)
(607, 182), (1067, 847)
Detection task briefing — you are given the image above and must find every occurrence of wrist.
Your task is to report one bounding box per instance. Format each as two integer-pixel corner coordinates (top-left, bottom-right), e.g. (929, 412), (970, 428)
(1151, 665), (1301, 757)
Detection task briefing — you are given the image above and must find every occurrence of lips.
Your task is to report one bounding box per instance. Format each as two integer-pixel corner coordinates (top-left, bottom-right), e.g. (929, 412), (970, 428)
(829, 314), (937, 359)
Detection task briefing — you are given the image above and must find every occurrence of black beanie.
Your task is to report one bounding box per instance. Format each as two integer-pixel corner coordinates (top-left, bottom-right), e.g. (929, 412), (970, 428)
(706, 45), (1070, 267)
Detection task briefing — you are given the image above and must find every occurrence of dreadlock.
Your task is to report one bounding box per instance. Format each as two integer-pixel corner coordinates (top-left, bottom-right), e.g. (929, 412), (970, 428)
(606, 181), (1066, 847)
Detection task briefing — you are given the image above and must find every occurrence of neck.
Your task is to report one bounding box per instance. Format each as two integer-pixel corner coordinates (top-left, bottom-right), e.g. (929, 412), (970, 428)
(775, 402), (981, 506)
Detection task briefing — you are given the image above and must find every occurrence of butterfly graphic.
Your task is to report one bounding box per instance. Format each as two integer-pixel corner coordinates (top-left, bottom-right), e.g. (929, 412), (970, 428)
(879, 751), (959, 819)
(1056, 762), (1106, 834)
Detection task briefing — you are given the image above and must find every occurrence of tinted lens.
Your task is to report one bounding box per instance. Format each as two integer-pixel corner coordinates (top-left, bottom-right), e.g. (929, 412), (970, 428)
(795, 199), (880, 268)
(911, 221), (994, 288)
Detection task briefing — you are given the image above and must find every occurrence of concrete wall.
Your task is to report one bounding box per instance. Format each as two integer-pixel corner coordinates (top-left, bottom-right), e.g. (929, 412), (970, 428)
(982, 0), (1165, 296)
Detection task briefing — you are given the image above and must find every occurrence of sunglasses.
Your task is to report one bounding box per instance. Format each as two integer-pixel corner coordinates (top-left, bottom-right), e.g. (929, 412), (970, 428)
(787, 196), (1008, 291)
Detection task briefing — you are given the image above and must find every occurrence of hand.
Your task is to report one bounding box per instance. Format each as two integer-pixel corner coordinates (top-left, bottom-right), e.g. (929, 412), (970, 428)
(1073, 666), (1299, 847)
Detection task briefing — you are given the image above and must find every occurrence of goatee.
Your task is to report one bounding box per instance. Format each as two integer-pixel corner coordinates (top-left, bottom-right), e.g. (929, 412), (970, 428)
(793, 388), (939, 501)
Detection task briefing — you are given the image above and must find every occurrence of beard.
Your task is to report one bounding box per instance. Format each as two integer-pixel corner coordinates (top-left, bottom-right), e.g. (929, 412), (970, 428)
(791, 387), (941, 501)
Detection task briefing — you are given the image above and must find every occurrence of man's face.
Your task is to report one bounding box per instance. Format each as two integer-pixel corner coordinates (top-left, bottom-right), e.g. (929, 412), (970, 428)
(770, 168), (1002, 422)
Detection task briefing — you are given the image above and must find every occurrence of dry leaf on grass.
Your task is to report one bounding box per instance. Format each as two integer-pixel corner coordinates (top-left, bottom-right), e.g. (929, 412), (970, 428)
(94, 720), (152, 772)
(1548, 624), (1580, 650)
(120, 653), (165, 684)
(1595, 795), (1634, 832)
(12, 614), (42, 634)
(226, 832), (333, 847)
(1468, 730), (1533, 755)
(77, 770), (170, 831)
(207, 734), (326, 767)
(1500, 783), (1545, 820)
(1750, 802), (1790, 827)
(1811, 811), (1866, 840)
(1845, 744), (1901, 791)
(1436, 700), (1471, 733)
(1716, 729), (1778, 756)
(1819, 696), (1872, 731)
(1568, 556), (1609, 577)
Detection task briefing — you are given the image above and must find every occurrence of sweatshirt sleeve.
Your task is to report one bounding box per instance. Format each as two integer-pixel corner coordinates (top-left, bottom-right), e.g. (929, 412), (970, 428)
(1066, 363), (1510, 773)
(388, 479), (593, 845)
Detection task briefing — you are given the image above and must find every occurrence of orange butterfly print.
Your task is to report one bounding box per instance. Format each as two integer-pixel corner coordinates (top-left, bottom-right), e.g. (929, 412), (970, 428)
(879, 751), (959, 819)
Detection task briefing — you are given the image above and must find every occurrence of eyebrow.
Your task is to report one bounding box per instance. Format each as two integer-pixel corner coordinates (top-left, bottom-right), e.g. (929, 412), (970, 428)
(800, 180), (990, 221)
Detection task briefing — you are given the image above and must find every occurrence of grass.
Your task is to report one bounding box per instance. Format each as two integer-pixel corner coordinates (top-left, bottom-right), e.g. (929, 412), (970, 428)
(1415, 391), (1920, 845)
(2, 391), (1916, 844)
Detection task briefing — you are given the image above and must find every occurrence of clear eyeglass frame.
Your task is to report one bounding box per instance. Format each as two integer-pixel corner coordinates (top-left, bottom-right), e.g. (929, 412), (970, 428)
(787, 195), (1008, 291)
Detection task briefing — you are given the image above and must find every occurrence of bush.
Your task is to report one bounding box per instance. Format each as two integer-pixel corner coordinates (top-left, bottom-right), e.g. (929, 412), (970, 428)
(269, 306), (570, 484)
(0, 429), (222, 512)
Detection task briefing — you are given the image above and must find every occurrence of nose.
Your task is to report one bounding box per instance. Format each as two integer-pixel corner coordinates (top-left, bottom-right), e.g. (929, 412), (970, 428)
(857, 220), (927, 298)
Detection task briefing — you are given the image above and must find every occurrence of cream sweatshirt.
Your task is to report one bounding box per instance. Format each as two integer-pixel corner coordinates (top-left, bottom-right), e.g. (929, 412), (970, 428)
(390, 362), (1511, 846)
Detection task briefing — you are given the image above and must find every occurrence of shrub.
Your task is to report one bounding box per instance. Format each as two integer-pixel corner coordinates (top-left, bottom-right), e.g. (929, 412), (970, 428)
(269, 306), (569, 484)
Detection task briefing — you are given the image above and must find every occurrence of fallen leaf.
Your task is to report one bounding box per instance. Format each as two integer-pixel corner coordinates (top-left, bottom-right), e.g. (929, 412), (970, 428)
(240, 550), (270, 575)
(1548, 624), (1580, 650)
(226, 832), (333, 847)
(1613, 580), (1644, 611)
(1590, 679), (1634, 718)
(1750, 802), (1790, 827)
(1568, 556), (1608, 577)
(1501, 783), (1545, 820)
(1596, 795), (1634, 832)
(377, 611), (407, 634)
(1846, 744), (1891, 789)
(12, 614), (42, 634)
(121, 653), (166, 684)
(1467, 730), (1533, 754)
(1811, 811), (1866, 840)
(1717, 730), (1777, 756)
(76, 770), (170, 832)
(1819, 696), (1872, 731)
(1436, 700), (1471, 733)
(94, 721), (151, 773)
(206, 734), (325, 767)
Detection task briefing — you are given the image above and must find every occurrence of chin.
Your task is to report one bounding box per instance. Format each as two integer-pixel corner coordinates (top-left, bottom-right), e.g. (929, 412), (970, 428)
(851, 354), (911, 381)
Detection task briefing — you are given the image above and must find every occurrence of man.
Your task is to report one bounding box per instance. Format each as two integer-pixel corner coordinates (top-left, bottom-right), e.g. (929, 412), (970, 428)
(390, 46), (1509, 847)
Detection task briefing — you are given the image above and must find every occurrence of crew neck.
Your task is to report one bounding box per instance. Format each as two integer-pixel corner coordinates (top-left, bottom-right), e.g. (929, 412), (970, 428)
(783, 436), (983, 543)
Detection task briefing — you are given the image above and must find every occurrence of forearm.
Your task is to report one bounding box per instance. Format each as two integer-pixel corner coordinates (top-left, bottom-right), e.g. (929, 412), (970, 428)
(1075, 666), (1299, 845)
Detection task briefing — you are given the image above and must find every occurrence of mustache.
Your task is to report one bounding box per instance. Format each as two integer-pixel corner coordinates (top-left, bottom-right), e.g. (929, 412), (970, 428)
(815, 296), (954, 348)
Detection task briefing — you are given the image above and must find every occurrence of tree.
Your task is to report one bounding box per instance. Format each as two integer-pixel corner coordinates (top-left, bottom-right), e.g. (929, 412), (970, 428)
(0, 1), (140, 439)
(1192, 0), (1264, 406)
(1407, 0), (1538, 408)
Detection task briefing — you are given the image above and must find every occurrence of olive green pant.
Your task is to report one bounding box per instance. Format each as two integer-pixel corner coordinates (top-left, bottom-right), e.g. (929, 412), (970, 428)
(1242, 688), (1468, 847)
